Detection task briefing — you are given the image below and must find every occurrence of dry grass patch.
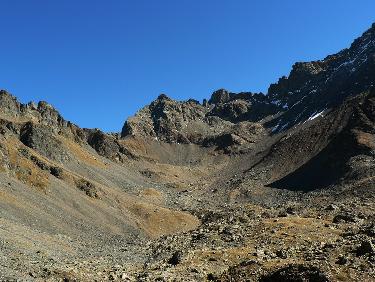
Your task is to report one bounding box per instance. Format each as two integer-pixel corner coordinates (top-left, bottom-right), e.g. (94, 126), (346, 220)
(263, 216), (341, 243)
(60, 136), (106, 168)
(139, 188), (164, 205)
(6, 137), (50, 191)
(127, 201), (199, 238)
(118, 137), (153, 159)
(140, 162), (209, 190)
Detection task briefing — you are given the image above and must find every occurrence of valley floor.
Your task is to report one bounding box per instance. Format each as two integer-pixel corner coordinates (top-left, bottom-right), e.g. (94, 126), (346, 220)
(0, 137), (374, 281)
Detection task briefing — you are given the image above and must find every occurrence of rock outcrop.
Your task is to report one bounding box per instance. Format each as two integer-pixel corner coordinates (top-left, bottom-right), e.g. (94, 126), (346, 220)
(20, 122), (71, 162)
(267, 23), (375, 132)
(121, 91), (279, 149)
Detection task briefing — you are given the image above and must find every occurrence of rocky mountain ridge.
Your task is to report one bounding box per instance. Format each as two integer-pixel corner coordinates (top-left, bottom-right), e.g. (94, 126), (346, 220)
(123, 23), (375, 143)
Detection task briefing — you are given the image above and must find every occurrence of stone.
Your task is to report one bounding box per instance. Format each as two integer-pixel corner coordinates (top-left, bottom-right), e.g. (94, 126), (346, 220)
(336, 255), (348, 265)
(260, 265), (329, 282)
(108, 273), (117, 280)
(75, 179), (99, 198)
(276, 249), (288, 259)
(168, 251), (183, 266)
(356, 239), (375, 256)
(50, 166), (64, 178)
(333, 212), (359, 224)
(325, 204), (338, 211)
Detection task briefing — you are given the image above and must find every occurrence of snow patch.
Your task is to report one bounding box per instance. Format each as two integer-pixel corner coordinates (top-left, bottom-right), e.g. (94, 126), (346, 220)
(270, 99), (288, 109)
(308, 110), (326, 121)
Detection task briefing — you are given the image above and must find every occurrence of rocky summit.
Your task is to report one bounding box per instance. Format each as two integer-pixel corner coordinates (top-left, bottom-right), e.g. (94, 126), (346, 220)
(0, 24), (375, 281)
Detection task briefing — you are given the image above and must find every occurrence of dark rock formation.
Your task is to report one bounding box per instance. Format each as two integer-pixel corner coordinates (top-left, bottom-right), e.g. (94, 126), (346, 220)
(167, 251), (183, 266)
(268, 89), (375, 191)
(75, 178), (99, 198)
(260, 265), (330, 282)
(86, 129), (134, 162)
(20, 122), (71, 162)
(356, 239), (375, 256)
(87, 130), (121, 160)
(208, 89), (231, 104)
(267, 23), (375, 132)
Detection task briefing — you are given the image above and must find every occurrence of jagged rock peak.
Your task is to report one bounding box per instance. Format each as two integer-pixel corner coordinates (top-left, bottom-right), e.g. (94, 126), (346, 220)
(0, 89), (20, 105)
(156, 93), (171, 101)
(266, 22), (375, 132)
(209, 89), (231, 104)
(0, 89), (71, 131)
(38, 100), (55, 109)
(0, 89), (22, 116)
(0, 90), (59, 115)
(0, 89), (13, 97)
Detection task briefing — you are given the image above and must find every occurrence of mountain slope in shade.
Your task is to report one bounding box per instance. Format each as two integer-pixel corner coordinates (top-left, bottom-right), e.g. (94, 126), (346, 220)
(268, 23), (375, 132)
(267, 89), (375, 191)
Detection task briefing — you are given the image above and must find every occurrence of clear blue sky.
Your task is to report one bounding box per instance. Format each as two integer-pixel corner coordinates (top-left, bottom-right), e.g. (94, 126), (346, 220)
(0, 1), (374, 132)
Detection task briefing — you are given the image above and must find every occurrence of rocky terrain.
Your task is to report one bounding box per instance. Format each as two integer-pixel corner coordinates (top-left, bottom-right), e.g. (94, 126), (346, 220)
(0, 23), (375, 281)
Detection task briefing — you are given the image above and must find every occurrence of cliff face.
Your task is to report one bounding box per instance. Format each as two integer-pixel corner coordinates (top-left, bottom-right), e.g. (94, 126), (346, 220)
(267, 23), (375, 131)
